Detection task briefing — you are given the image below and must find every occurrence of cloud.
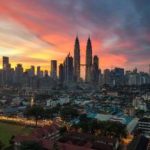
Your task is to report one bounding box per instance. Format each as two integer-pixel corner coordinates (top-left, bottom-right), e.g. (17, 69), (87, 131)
(0, 0), (149, 73)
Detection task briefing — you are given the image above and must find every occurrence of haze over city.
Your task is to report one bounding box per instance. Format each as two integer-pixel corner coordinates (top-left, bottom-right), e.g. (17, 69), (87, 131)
(0, 1), (150, 150)
(0, 0), (150, 73)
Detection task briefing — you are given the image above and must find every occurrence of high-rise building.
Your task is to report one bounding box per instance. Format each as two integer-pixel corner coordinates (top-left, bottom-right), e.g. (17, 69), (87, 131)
(14, 64), (23, 85)
(112, 68), (124, 86)
(51, 60), (57, 80)
(93, 55), (99, 68)
(3, 56), (9, 70)
(37, 66), (41, 77)
(104, 69), (111, 85)
(91, 55), (99, 84)
(59, 64), (64, 83)
(86, 37), (92, 82)
(37, 66), (43, 78)
(29, 66), (35, 77)
(74, 36), (80, 82)
(64, 53), (73, 82)
(2, 56), (11, 86)
(0, 69), (3, 85)
(44, 70), (49, 77)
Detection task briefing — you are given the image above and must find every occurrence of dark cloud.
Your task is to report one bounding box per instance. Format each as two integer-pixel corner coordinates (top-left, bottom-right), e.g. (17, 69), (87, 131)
(0, 0), (149, 71)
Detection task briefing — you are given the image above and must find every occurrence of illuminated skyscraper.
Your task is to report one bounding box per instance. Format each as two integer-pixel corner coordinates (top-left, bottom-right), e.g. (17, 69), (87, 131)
(74, 36), (80, 82)
(85, 37), (92, 82)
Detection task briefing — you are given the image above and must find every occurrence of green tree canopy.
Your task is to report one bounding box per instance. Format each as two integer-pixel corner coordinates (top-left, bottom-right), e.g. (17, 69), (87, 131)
(20, 141), (43, 150)
(25, 105), (44, 126)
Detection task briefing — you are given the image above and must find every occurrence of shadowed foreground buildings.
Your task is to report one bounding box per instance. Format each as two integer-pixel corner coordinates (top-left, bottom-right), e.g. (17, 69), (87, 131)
(13, 123), (120, 150)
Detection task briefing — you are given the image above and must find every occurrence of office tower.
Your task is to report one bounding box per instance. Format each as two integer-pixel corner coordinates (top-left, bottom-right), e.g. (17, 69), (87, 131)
(37, 66), (41, 77)
(51, 60), (57, 80)
(59, 64), (64, 83)
(15, 64), (23, 74)
(149, 64), (150, 75)
(2, 56), (11, 86)
(0, 69), (3, 85)
(74, 36), (80, 82)
(86, 37), (92, 82)
(27, 66), (35, 77)
(93, 55), (99, 68)
(14, 64), (23, 84)
(44, 70), (49, 77)
(91, 55), (99, 84)
(64, 53), (73, 82)
(3, 56), (9, 70)
(37, 66), (43, 78)
(112, 68), (124, 86)
(104, 69), (111, 85)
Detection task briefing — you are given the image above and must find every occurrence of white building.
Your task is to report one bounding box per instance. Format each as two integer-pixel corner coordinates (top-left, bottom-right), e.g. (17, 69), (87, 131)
(46, 96), (70, 108)
(132, 97), (147, 111)
(138, 117), (150, 138)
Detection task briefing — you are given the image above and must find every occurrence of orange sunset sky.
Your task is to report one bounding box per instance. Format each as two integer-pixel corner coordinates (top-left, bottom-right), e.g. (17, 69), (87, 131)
(0, 0), (149, 74)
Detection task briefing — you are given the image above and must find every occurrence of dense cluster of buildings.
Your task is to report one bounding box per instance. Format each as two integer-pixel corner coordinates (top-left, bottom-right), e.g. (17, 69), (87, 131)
(0, 37), (150, 89)
(58, 36), (100, 84)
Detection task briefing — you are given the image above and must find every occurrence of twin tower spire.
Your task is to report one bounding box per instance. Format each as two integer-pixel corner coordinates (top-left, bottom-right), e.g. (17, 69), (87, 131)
(74, 36), (92, 82)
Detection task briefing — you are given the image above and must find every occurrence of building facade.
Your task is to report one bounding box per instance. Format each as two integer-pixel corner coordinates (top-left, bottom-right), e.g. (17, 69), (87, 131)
(73, 36), (80, 82)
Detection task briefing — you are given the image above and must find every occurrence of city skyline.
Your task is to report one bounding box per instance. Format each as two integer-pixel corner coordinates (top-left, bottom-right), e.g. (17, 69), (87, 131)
(0, 0), (150, 73)
(0, 36), (150, 76)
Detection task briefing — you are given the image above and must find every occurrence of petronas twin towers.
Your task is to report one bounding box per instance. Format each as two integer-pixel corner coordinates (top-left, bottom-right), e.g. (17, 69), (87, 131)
(74, 36), (93, 82)
(74, 37), (80, 81)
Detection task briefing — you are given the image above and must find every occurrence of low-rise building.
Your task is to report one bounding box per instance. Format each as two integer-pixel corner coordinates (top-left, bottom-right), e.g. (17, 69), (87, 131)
(138, 117), (150, 137)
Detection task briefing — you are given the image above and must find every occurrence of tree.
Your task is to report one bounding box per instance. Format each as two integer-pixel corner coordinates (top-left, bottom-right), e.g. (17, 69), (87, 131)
(79, 114), (89, 122)
(72, 120), (127, 139)
(0, 140), (4, 150)
(9, 135), (15, 145)
(60, 106), (79, 121)
(52, 141), (59, 150)
(20, 141), (43, 150)
(25, 105), (44, 127)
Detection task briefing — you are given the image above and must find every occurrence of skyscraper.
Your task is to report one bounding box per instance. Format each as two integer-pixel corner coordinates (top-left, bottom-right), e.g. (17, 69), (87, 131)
(29, 66), (35, 77)
(91, 55), (99, 84)
(2, 56), (11, 85)
(59, 64), (64, 83)
(112, 68), (124, 86)
(86, 37), (92, 82)
(51, 60), (57, 80)
(74, 36), (80, 82)
(37, 66), (41, 77)
(104, 69), (111, 85)
(64, 53), (73, 82)
(14, 64), (23, 85)
(3, 56), (9, 70)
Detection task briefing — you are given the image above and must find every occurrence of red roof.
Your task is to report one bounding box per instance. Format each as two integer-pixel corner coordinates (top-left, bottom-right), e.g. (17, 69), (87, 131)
(14, 135), (39, 143)
(58, 142), (92, 150)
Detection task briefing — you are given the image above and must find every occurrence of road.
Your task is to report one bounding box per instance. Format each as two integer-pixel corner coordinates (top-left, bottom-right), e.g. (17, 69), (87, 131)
(0, 115), (52, 127)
